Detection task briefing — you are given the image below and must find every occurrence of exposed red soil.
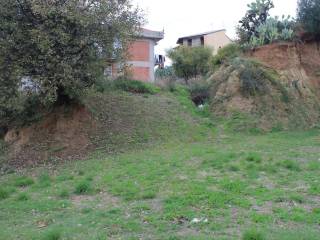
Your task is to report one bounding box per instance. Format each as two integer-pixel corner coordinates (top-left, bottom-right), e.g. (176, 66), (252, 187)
(249, 42), (320, 88)
(4, 104), (97, 167)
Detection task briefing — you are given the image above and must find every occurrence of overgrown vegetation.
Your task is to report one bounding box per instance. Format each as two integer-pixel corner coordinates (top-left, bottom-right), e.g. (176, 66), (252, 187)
(189, 80), (211, 105)
(112, 79), (160, 95)
(0, 0), (143, 129)
(297, 0), (320, 42)
(211, 44), (242, 69)
(168, 46), (213, 84)
(95, 78), (160, 95)
(237, 0), (275, 44)
(238, 0), (295, 48)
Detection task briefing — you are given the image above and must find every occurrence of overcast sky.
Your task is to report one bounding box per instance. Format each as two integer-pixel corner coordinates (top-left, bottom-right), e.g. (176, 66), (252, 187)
(132, 0), (298, 55)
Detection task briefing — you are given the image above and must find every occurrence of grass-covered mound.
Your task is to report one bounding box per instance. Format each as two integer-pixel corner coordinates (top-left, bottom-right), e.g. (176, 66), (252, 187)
(1, 80), (202, 168)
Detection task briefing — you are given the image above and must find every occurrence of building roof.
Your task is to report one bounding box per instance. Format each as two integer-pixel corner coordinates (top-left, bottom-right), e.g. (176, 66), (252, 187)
(139, 28), (164, 41)
(176, 29), (226, 44)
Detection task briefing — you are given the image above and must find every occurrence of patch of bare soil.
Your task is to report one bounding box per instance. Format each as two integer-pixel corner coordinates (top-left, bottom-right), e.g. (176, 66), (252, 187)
(250, 42), (320, 89)
(71, 191), (119, 209)
(4, 104), (97, 168)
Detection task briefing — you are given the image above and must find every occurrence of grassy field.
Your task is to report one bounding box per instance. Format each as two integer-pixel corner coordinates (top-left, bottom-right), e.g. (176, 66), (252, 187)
(1, 89), (320, 239)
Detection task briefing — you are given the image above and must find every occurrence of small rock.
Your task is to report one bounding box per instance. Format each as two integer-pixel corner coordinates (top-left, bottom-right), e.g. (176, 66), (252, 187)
(191, 218), (201, 224)
(191, 217), (208, 224)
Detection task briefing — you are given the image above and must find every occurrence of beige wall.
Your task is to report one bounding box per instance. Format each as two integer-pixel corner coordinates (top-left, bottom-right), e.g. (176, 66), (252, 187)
(204, 31), (232, 54)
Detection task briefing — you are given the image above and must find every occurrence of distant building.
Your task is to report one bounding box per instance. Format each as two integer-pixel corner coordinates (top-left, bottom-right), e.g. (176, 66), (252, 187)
(106, 28), (164, 82)
(176, 29), (232, 54)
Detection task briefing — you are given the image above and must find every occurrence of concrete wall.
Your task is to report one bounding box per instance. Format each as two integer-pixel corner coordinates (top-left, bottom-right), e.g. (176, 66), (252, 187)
(204, 31), (232, 54)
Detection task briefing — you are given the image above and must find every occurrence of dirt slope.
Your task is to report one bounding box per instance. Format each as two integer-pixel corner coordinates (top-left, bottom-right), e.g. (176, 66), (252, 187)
(209, 42), (320, 131)
(250, 42), (320, 89)
(2, 91), (197, 168)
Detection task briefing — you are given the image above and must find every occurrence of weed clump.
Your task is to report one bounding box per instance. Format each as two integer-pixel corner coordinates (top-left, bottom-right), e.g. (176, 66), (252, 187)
(16, 192), (29, 201)
(242, 228), (266, 240)
(74, 180), (91, 194)
(58, 189), (70, 198)
(113, 78), (160, 94)
(14, 176), (34, 187)
(212, 43), (242, 69)
(42, 228), (62, 240)
(0, 187), (10, 200)
(281, 159), (301, 171)
(246, 153), (262, 163)
(37, 173), (51, 188)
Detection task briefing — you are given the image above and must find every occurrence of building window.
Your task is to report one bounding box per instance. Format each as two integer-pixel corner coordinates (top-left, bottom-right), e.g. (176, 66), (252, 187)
(188, 39), (192, 46)
(201, 37), (204, 46)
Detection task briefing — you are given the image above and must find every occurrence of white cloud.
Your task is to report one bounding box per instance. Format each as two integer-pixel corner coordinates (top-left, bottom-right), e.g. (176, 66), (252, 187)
(133, 0), (297, 55)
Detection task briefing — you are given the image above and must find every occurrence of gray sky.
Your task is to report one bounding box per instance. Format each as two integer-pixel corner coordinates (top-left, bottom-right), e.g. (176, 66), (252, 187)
(133, 0), (297, 55)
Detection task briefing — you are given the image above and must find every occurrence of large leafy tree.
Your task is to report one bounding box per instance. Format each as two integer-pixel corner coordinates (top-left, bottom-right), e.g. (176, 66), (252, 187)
(0, 0), (143, 128)
(168, 46), (212, 84)
(297, 0), (320, 41)
(237, 0), (274, 43)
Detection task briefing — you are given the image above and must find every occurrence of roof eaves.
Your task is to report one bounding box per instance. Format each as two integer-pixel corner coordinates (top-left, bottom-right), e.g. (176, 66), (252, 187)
(176, 29), (226, 44)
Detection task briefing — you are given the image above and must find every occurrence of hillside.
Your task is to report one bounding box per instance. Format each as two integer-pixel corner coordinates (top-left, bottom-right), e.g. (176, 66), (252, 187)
(0, 64), (320, 239)
(1, 88), (200, 169)
(209, 42), (320, 131)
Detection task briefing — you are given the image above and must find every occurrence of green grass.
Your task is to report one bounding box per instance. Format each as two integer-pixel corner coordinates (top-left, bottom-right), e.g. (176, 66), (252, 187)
(0, 187), (10, 200)
(42, 228), (62, 240)
(14, 176), (34, 187)
(0, 89), (320, 239)
(1, 129), (319, 239)
(242, 228), (266, 240)
(74, 180), (92, 194)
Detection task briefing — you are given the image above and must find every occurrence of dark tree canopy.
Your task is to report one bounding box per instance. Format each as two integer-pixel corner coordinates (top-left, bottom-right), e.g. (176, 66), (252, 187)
(0, 0), (143, 128)
(237, 0), (274, 43)
(297, 0), (320, 41)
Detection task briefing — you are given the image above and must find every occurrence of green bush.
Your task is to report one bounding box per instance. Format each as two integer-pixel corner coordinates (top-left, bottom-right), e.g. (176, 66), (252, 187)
(242, 229), (266, 240)
(42, 228), (62, 240)
(16, 192), (29, 201)
(212, 44), (242, 68)
(246, 152), (262, 163)
(298, 0), (320, 40)
(74, 180), (92, 194)
(155, 66), (176, 79)
(0, 0), (143, 106)
(168, 46), (213, 84)
(0, 187), (9, 200)
(14, 176), (34, 187)
(281, 159), (301, 171)
(238, 60), (269, 97)
(113, 78), (160, 94)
